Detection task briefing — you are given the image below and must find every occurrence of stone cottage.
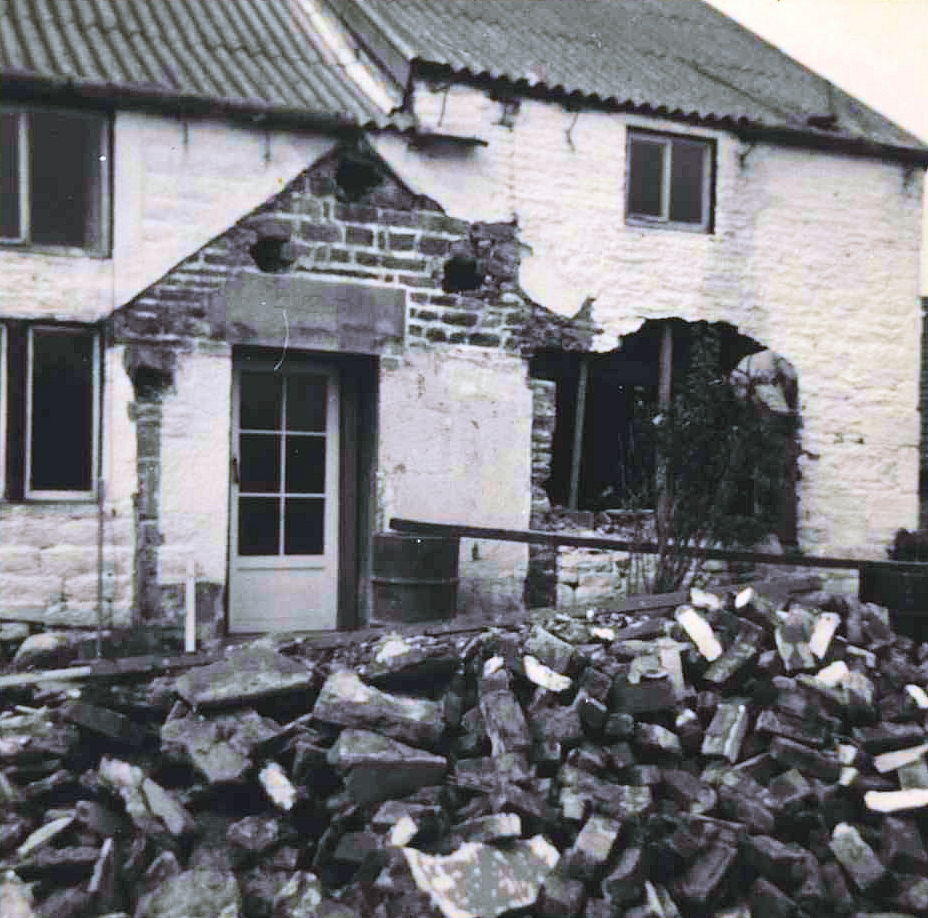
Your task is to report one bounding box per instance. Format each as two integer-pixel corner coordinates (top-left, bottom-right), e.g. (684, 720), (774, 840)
(1, 0), (925, 633)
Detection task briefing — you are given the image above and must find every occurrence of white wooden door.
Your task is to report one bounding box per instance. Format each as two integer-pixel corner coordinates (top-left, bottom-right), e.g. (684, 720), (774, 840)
(229, 361), (339, 632)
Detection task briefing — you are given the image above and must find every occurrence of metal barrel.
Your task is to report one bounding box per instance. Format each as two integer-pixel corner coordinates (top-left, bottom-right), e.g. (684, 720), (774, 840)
(371, 532), (460, 623)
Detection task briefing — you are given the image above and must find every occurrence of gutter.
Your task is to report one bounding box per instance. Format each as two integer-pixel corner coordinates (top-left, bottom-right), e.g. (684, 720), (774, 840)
(0, 72), (363, 133)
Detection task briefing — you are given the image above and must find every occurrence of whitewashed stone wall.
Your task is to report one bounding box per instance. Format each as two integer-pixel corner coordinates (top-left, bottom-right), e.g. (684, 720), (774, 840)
(375, 81), (925, 562)
(378, 346), (533, 614)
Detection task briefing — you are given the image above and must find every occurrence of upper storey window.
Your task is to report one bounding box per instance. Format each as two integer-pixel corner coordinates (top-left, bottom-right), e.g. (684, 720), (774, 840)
(626, 130), (714, 232)
(1, 107), (110, 255)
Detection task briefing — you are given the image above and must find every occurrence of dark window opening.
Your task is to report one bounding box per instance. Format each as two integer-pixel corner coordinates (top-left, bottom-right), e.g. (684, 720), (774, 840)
(29, 327), (97, 493)
(335, 156), (384, 202)
(250, 236), (292, 273)
(1, 107), (108, 252)
(442, 254), (483, 293)
(626, 130), (713, 231)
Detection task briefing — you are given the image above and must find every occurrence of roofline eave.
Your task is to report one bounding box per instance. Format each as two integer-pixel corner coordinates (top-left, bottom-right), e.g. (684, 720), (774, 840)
(0, 72), (367, 133)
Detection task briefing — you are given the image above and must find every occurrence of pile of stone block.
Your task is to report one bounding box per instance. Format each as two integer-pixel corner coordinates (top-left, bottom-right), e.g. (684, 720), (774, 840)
(2, 583), (928, 918)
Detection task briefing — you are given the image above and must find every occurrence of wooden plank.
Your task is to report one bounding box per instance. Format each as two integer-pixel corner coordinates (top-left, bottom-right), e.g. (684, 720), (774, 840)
(568, 354), (589, 511)
(389, 518), (928, 574)
(0, 651), (219, 690)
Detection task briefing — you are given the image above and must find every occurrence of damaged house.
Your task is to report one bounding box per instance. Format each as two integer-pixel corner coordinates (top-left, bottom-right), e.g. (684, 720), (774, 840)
(0, 0), (925, 634)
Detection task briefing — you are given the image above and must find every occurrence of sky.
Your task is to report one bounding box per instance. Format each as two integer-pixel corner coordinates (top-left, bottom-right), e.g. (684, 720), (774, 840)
(705, 0), (928, 290)
(705, 0), (928, 144)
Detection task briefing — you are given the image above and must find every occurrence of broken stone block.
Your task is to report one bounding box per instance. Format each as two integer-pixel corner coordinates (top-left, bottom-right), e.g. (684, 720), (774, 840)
(635, 723), (682, 757)
(227, 815), (281, 861)
(829, 822), (886, 892)
(135, 867), (242, 918)
(74, 799), (131, 839)
(881, 816), (928, 874)
(560, 765), (652, 820)
(537, 872), (587, 918)
(15, 814), (74, 857)
(604, 712), (635, 741)
(865, 788), (928, 813)
(610, 674), (677, 715)
(769, 737), (841, 781)
(524, 655), (573, 692)
(701, 699), (750, 763)
(741, 835), (807, 887)
(774, 608), (817, 673)
(766, 768), (815, 814)
(259, 762), (297, 811)
(675, 606), (723, 661)
(873, 743), (928, 774)
(819, 859), (855, 914)
(662, 770), (717, 815)
(271, 871), (323, 918)
(161, 710), (281, 784)
(756, 709), (827, 748)
(703, 622), (762, 686)
(717, 785), (775, 835)
(327, 728), (446, 805)
(457, 813), (521, 843)
(529, 701), (585, 748)
(60, 700), (146, 747)
(750, 877), (797, 918)
(675, 842), (738, 907)
(175, 646), (315, 708)
(896, 876), (928, 914)
(311, 670), (444, 749)
(525, 626), (576, 673)
(402, 836), (559, 918)
(580, 667), (612, 704)
(480, 683), (532, 756)
(808, 612), (841, 659)
(361, 636), (459, 690)
(562, 814), (621, 880)
(578, 694), (608, 733)
(0, 869), (34, 918)
(853, 722), (928, 753)
(602, 843), (645, 903)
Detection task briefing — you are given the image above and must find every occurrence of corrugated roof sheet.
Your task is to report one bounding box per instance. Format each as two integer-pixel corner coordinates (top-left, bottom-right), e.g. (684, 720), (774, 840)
(0, 0), (401, 126)
(343, 0), (925, 151)
(1, 0), (923, 154)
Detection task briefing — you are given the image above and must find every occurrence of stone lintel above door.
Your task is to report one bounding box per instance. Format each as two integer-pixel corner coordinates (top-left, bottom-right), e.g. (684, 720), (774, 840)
(210, 274), (405, 354)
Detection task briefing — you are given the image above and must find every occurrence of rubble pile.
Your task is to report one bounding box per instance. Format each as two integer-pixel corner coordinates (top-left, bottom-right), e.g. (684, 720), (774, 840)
(3, 584), (928, 917)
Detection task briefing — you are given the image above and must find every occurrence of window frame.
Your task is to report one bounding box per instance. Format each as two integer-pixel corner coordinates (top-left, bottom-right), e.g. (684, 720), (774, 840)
(0, 104), (111, 256)
(625, 128), (715, 233)
(0, 324), (6, 499)
(24, 325), (101, 501)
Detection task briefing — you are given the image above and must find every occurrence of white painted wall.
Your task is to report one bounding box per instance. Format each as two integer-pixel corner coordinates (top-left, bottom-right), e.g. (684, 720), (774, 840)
(378, 347), (533, 614)
(373, 81), (925, 561)
(1, 111), (338, 320)
(158, 344), (233, 588)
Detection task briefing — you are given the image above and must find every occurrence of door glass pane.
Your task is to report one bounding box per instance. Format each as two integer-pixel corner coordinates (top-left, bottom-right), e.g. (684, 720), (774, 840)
(286, 437), (325, 493)
(238, 497), (281, 555)
(287, 375), (327, 432)
(669, 139), (706, 224)
(239, 434), (281, 493)
(1, 113), (20, 239)
(627, 138), (664, 217)
(29, 110), (102, 248)
(31, 329), (95, 491)
(240, 372), (282, 430)
(284, 498), (324, 555)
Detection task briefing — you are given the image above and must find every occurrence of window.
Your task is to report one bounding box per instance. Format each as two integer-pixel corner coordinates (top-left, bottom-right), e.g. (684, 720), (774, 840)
(1, 324), (100, 501)
(626, 130), (713, 231)
(1, 107), (109, 253)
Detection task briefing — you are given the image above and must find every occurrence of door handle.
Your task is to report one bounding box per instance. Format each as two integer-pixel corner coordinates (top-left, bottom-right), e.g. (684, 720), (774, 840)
(231, 456), (239, 485)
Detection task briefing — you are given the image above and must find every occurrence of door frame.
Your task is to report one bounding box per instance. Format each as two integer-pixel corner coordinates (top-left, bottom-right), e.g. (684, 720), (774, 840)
(226, 348), (378, 632)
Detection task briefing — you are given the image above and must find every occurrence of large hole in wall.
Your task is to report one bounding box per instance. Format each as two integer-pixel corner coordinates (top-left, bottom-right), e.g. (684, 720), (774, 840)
(335, 155), (386, 203)
(531, 318), (789, 520)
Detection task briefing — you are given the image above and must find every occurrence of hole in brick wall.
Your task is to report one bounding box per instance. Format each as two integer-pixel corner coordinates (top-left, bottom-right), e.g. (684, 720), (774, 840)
(532, 320), (770, 514)
(250, 236), (293, 273)
(442, 255), (483, 293)
(335, 156), (385, 202)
